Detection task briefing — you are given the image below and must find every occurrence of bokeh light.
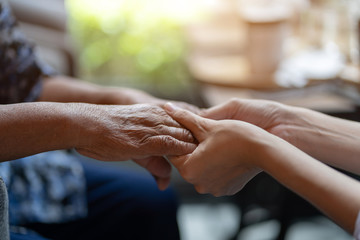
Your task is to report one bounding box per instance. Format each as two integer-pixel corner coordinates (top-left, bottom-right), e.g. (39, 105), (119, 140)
(66, 0), (207, 95)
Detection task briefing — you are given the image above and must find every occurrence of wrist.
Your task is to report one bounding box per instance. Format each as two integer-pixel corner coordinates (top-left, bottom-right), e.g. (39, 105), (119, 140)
(268, 104), (303, 143)
(28, 102), (84, 151)
(66, 103), (105, 149)
(232, 125), (282, 171)
(253, 134), (289, 172)
(55, 103), (89, 150)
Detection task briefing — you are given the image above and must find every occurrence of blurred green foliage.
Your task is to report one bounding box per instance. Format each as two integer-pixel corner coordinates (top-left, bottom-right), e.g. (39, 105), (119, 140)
(66, 0), (201, 95)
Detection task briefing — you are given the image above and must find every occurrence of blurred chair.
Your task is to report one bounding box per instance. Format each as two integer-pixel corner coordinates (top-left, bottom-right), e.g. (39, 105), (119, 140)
(0, 177), (9, 240)
(9, 0), (76, 76)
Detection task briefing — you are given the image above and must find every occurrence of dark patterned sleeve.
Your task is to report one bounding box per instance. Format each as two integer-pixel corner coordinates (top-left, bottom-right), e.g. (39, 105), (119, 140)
(0, 1), (56, 104)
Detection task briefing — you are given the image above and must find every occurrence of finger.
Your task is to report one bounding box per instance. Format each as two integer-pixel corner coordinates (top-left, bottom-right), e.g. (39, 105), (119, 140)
(158, 101), (200, 114)
(146, 136), (197, 156)
(200, 101), (234, 120)
(153, 175), (171, 191)
(172, 102), (201, 114)
(160, 115), (184, 128)
(168, 154), (190, 169)
(164, 102), (208, 141)
(133, 156), (172, 178)
(168, 154), (197, 184)
(133, 104), (183, 128)
(158, 126), (196, 143)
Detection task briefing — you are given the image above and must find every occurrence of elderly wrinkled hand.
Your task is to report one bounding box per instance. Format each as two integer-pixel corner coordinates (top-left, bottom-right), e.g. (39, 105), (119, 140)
(75, 103), (197, 189)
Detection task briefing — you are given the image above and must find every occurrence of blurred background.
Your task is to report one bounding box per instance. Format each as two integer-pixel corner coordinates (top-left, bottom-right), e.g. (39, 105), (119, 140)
(8, 0), (360, 239)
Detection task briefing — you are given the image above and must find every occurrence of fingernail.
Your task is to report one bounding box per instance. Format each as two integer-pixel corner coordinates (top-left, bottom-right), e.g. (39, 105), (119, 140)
(164, 102), (179, 113)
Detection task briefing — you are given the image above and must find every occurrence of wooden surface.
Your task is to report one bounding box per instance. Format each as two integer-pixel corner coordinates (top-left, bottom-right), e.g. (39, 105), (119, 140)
(185, 0), (360, 112)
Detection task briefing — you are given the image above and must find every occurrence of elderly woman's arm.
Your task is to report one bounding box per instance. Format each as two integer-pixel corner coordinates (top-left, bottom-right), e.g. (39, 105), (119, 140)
(34, 75), (200, 189)
(38, 75), (199, 112)
(38, 75), (163, 105)
(0, 102), (196, 189)
(0, 102), (78, 161)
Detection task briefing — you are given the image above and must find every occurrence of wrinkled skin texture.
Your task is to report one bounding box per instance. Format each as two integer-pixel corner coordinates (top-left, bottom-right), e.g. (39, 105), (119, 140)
(76, 104), (197, 189)
(109, 88), (200, 189)
(111, 90), (200, 189)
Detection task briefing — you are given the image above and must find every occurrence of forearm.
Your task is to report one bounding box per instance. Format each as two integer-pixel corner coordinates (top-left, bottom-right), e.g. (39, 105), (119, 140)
(260, 140), (360, 233)
(278, 106), (360, 174)
(166, 103), (360, 231)
(0, 102), (81, 161)
(38, 75), (148, 105)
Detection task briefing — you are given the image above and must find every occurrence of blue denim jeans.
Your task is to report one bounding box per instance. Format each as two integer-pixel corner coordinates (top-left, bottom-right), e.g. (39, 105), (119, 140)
(11, 159), (180, 240)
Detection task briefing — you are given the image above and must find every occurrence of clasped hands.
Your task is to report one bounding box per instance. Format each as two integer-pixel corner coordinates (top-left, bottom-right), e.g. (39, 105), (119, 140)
(162, 99), (294, 196)
(76, 97), (291, 195)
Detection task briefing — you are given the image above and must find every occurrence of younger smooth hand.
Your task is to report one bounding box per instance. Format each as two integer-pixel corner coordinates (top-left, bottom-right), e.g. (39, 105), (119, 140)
(164, 103), (272, 196)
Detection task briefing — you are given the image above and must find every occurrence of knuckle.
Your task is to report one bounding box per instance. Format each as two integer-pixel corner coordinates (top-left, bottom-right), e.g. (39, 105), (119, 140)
(229, 98), (239, 106)
(138, 132), (154, 145)
(160, 135), (176, 146)
(180, 129), (195, 142)
(146, 135), (177, 152)
(154, 124), (165, 132)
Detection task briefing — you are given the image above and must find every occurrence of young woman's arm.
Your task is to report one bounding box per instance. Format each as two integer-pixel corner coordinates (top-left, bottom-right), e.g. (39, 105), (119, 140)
(261, 137), (360, 233)
(166, 103), (360, 234)
(202, 99), (360, 174)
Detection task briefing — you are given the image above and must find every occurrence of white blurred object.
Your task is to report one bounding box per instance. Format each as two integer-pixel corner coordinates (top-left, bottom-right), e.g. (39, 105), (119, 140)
(240, 0), (292, 23)
(238, 0), (293, 23)
(178, 203), (240, 240)
(276, 44), (346, 88)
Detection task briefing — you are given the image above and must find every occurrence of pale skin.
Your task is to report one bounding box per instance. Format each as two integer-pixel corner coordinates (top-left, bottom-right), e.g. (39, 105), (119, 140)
(164, 102), (360, 234)
(201, 98), (360, 174)
(0, 75), (197, 190)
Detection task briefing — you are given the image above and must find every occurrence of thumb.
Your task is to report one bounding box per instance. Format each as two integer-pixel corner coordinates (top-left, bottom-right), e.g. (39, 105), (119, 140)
(164, 102), (208, 141)
(200, 101), (234, 120)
